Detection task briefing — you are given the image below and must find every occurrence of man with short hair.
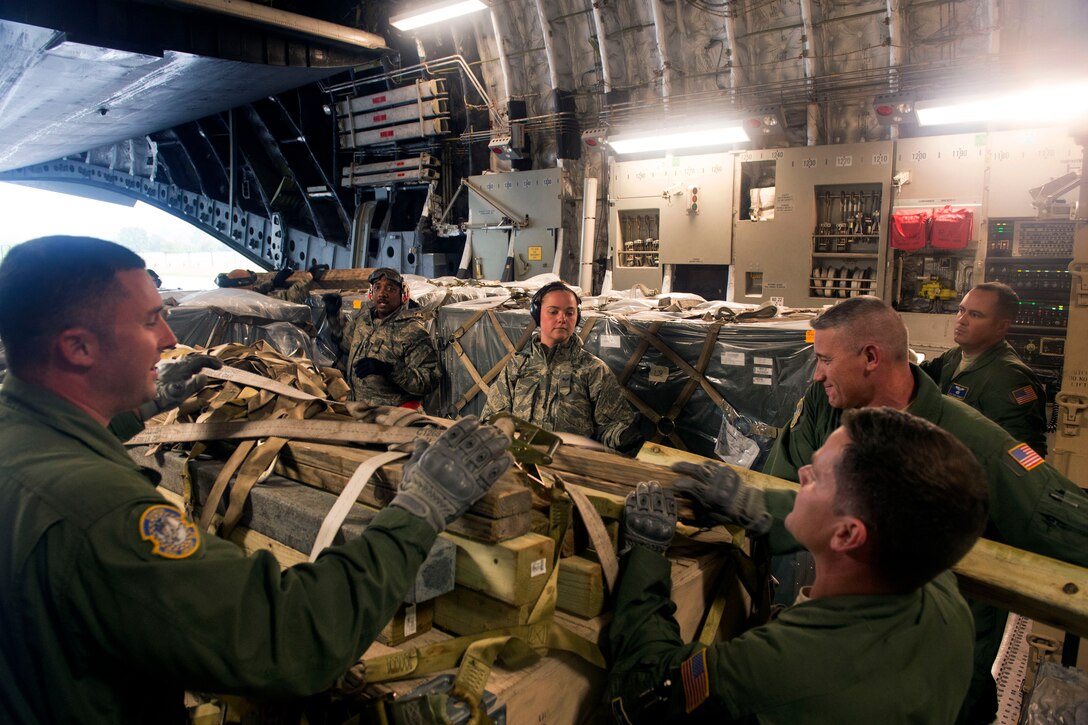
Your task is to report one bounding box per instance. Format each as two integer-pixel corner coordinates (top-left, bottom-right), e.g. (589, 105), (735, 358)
(329, 267), (440, 407)
(921, 282), (1047, 454)
(606, 407), (989, 723)
(0, 236), (513, 722)
(762, 294), (1088, 724)
(482, 281), (641, 451)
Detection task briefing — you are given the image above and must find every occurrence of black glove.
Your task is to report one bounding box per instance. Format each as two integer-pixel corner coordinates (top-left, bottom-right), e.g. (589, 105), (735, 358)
(614, 417), (645, 455)
(138, 354), (223, 420)
(389, 417), (514, 533)
(309, 263), (330, 281)
(671, 461), (773, 535)
(354, 357), (393, 379)
(272, 265), (293, 289)
(622, 481), (677, 554)
(322, 292), (342, 316)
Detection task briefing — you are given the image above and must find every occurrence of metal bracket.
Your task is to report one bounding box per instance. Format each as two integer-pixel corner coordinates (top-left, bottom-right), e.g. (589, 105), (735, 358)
(484, 412), (562, 466)
(1056, 392), (1088, 436)
(1071, 263), (1088, 307)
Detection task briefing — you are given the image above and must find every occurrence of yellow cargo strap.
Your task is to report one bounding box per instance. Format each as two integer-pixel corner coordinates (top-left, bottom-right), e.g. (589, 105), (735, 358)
(354, 479), (606, 722)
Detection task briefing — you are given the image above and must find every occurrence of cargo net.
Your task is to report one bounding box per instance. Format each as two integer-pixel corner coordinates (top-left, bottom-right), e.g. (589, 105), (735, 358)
(430, 298), (817, 462)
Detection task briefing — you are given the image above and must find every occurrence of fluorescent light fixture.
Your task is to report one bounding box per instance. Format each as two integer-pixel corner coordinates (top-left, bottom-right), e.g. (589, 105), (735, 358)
(608, 125), (748, 155)
(916, 81), (1088, 127)
(390, 0), (487, 31)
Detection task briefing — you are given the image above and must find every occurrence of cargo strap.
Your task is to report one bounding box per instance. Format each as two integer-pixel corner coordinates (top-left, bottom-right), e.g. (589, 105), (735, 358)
(564, 481), (619, 592)
(449, 306), (537, 415)
(612, 316), (777, 440)
(354, 481), (604, 722)
(127, 419), (438, 447)
(205, 366), (320, 401)
(309, 450), (408, 561)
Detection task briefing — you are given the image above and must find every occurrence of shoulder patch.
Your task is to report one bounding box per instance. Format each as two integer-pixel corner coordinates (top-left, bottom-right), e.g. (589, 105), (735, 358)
(948, 383), (969, 400)
(1008, 443), (1044, 471)
(1011, 385), (1039, 406)
(789, 397), (805, 429)
(681, 647), (710, 713)
(139, 505), (200, 559)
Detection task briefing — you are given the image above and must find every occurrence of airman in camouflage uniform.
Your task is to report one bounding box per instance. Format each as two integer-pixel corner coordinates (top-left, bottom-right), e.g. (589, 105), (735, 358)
(330, 268), (440, 406)
(216, 267), (314, 304)
(482, 282), (639, 450)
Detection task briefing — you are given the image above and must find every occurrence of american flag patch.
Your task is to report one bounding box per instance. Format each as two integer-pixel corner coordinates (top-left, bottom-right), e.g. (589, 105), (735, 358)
(1012, 385), (1038, 405)
(1008, 443), (1044, 470)
(681, 648), (710, 713)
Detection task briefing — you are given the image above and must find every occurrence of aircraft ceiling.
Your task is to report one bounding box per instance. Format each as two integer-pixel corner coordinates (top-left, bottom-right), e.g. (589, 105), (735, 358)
(0, 0), (1084, 267)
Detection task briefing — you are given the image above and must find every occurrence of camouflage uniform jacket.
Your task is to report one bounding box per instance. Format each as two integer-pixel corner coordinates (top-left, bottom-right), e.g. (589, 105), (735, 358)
(254, 277), (312, 304)
(482, 334), (636, 448)
(335, 302), (440, 406)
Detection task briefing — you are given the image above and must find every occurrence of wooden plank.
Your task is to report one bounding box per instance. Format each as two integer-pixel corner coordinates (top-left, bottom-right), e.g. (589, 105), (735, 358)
(636, 442), (1088, 638)
(433, 588), (533, 636)
(557, 556), (605, 619)
(144, 450), (457, 602)
(554, 551), (726, 643)
(280, 440), (532, 518)
(378, 601), (434, 647)
(274, 452), (531, 542)
(442, 532), (553, 606)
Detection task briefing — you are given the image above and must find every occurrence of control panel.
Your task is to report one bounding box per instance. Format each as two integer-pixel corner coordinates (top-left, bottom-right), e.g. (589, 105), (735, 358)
(985, 218), (1074, 380)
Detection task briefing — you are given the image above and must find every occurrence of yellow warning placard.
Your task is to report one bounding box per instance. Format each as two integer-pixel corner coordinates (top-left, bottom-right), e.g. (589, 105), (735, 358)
(527, 246), (543, 261)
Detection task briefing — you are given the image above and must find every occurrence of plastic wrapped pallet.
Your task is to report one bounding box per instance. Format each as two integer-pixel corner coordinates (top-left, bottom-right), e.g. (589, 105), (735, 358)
(162, 288), (318, 360)
(431, 300), (815, 461)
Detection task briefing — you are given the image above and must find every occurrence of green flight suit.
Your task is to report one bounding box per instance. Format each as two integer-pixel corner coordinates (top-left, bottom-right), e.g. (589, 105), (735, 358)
(334, 301), (441, 406)
(605, 546), (975, 724)
(761, 365), (1088, 722)
(0, 375), (438, 723)
(481, 333), (636, 449)
(920, 340), (1047, 455)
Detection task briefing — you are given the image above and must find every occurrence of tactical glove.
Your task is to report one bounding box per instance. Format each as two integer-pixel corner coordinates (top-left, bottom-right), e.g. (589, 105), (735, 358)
(322, 293), (343, 321)
(672, 461), (773, 535)
(389, 417), (513, 533)
(272, 265), (293, 289)
(622, 481), (677, 554)
(614, 417), (645, 455)
(354, 357), (393, 379)
(138, 354), (223, 420)
(309, 263), (330, 281)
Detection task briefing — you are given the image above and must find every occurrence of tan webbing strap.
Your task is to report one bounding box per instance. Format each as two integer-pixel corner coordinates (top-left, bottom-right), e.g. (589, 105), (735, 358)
(617, 320), (664, 385)
(453, 320), (536, 414)
(564, 483), (619, 592)
(577, 317), (598, 344)
(487, 309), (517, 356)
(663, 322), (723, 423)
(221, 436), (289, 538)
(696, 560), (736, 647)
(615, 317), (774, 437)
(199, 440), (256, 532)
(448, 308), (492, 387)
(125, 420), (433, 447)
(360, 620), (604, 687)
(180, 442), (207, 519)
(205, 367), (320, 401)
(607, 319), (687, 449)
(309, 450), (407, 561)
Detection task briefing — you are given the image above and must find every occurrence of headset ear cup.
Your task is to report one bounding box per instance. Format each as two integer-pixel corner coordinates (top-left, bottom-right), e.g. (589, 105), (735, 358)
(402, 286), (410, 304)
